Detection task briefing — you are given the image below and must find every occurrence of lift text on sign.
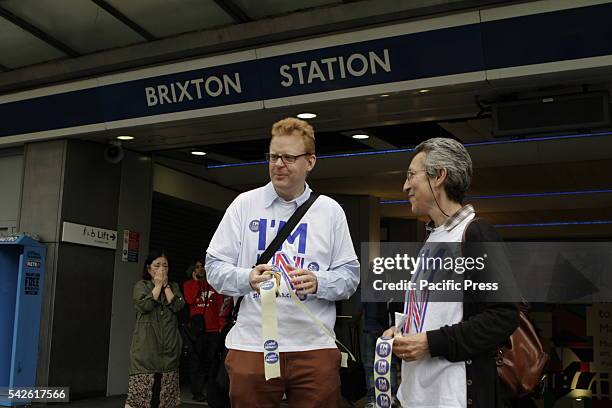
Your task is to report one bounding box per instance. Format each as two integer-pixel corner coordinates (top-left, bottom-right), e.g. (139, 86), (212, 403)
(61, 221), (118, 250)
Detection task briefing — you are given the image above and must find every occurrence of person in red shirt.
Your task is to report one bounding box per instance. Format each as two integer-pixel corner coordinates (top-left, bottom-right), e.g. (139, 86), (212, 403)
(183, 259), (231, 402)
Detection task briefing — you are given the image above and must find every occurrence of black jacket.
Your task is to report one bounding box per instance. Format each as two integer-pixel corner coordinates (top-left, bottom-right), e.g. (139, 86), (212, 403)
(426, 218), (519, 408)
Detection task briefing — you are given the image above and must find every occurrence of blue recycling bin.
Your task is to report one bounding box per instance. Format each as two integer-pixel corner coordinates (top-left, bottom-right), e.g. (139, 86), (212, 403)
(0, 234), (46, 407)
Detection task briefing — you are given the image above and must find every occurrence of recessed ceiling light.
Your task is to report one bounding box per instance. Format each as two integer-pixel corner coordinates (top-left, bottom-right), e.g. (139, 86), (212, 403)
(116, 135), (134, 140)
(191, 151), (207, 156)
(297, 113), (317, 119)
(352, 134), (370, 140)
(575, 398), (583, 402)
(418, 89), (430, 93)
(380, 94), (390, 97)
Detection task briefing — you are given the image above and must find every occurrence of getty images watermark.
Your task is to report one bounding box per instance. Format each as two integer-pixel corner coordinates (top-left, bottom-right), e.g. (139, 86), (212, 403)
(370, 251), (498, 292)
(361, 242), (612, 303)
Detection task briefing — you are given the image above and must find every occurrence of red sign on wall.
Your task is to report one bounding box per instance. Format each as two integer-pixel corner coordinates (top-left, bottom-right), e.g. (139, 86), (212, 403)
(122, 230), (140, 263)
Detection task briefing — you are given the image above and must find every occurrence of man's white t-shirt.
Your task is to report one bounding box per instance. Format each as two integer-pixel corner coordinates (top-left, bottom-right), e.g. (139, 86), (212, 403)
(207, 183), (358, 352)
(396, 212), (475, 408)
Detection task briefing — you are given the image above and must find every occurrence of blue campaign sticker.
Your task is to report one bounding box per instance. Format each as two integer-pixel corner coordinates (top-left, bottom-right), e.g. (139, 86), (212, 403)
(376, 394), (391, 408)
(260, 280), (275, 291)
(375, 377), (390, 392)
(374, 359), (390, 375)
(264, 340), (278, 351)
(249, 219), (260, 232)
(376, 341), (392, 357)
(307, 262), (319, 271)
(265, 352), (279, 364)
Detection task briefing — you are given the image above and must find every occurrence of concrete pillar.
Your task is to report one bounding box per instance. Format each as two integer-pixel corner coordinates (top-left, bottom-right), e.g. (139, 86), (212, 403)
(0, 148), (24, 235)
(106, 152), (153, 396)
(19, 140), (67, 391)
(19, 139), (126, 398)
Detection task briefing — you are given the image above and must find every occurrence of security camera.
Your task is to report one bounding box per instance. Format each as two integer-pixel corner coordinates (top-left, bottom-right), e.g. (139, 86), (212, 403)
(104, 141), (124, 164)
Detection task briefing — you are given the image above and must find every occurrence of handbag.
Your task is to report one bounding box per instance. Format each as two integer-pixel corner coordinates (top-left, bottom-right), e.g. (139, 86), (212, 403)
(463, 218), (549, 397)
(206, 193), (319, 408)
(496, 304), (549, 397)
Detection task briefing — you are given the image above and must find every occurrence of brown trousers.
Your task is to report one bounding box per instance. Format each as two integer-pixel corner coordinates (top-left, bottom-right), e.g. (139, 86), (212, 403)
(225, 348), (342, 408)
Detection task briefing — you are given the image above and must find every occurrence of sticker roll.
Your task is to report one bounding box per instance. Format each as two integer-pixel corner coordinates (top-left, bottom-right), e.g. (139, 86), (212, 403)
(261, 277), (281, 380)
(374, 336), (394, 408)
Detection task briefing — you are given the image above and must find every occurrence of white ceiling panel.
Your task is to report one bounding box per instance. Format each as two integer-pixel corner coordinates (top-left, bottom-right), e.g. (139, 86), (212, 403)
(1, 0), (145, 54)
(107, 0), (235, 38)
(232, 0), (341, 20)
(0, 17), (66, 68)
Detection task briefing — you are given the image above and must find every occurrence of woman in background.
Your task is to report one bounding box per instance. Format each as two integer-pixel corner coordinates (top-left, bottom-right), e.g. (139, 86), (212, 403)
(125, 250), (185, 408)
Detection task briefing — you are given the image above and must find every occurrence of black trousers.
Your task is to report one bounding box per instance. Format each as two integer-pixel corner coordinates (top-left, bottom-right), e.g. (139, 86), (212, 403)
(189, 331), (221, 396)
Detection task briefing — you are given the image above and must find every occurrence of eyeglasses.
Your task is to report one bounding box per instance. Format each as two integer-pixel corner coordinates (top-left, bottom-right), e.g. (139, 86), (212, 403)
(406, 169), (428, 181)
(265, 152), (312, 164)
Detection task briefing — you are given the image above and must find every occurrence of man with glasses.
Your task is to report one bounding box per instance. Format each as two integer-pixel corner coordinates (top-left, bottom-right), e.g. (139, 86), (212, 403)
(206, 117), (359, 408)
(382, 138), (518, 408)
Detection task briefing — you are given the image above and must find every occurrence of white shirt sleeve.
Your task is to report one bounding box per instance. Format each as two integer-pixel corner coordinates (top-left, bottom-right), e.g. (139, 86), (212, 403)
(315, 203), (360, 301)
(315, 259), (360, 301)
(207, 196), (242, 264)
(205, 253), (252, 297)
(330, 206), (359, 269)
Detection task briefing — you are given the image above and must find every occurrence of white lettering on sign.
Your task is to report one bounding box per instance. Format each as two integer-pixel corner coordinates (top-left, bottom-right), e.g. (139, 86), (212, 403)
(145, 73), (242, 107)
(279, 49), (391, 87)
(588, 305), (612, 373)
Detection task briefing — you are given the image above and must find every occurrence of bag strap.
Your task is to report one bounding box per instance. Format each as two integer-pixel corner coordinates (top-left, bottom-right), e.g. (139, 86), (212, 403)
(231, 296), (243, 321)
(286, 287), (357, 362)
(257, 192), (319, 265)
(461, 216), (527, 309)
(231, 192), (320, 320)
(231, 191), (355, 360)
(460, 216), (479, 244)
(257, 192), (356, 360)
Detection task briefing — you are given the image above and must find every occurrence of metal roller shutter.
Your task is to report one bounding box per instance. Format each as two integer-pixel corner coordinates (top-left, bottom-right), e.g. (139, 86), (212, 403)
(149, 192), (223, 283)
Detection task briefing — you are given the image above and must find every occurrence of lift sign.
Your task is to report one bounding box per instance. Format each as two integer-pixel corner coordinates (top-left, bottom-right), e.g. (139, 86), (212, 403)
(25, 272), (40, 296)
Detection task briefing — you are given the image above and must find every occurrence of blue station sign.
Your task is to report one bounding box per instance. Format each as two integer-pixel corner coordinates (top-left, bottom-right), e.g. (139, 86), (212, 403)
(0, 2), (611, 140)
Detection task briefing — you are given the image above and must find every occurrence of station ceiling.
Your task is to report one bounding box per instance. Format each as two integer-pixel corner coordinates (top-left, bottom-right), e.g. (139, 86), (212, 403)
(0, 0), (519, 92)
(0, 0), (346, 70)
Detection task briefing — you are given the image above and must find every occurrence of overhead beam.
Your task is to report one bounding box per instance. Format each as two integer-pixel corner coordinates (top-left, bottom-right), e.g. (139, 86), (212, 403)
(212, 0), (251, 23)
(0, 5), (80, 57)
(90, 0), (156, 41)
